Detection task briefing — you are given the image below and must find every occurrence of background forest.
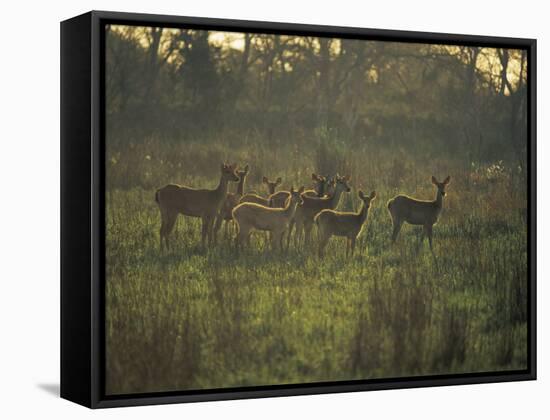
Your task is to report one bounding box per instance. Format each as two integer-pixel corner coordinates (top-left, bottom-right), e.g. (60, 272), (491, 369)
(105, 25), (529, 395)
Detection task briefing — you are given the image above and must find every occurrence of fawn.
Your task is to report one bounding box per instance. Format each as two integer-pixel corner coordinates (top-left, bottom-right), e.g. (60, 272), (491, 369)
(288, 175), (351, 247)
(269, 173), (328, 208)
(387, 175), (451, 251)
(155, 163), (239, 249)
(232, 186), (305, 251)
(315, 190), (376, 257)
(239, 176), (282, 207)
(214, 164), (250, 240)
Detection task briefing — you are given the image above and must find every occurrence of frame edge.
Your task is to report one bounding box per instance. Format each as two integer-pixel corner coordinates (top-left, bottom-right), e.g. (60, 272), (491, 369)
(60, 11), (94, 408)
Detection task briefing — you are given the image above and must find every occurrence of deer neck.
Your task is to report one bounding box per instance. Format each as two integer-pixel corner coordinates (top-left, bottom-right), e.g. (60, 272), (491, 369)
(329, 187), (345, 209)
(284, 199), (299, 219)
(216, 175), (230, 197)
(434, 190), (444, 209)
(317, 183), (325, 197)
(358, 202), (369, 224)
(236, 176), (246, 197)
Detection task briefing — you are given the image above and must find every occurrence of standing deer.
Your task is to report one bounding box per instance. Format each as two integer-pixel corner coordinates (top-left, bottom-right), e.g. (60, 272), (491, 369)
(288, 174), (351, 248)
(239, 176), (282, 206)
(155, 163), (239, 250)
(269, 173), (328, 208)
(214, 164), (250, 240)
(232, 186), (305, 251)
(387, 175), (451, 251)
(315, 190), (376, 257)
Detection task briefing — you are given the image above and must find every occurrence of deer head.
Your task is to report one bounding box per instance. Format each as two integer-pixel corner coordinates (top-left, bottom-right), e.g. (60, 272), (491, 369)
(289, 186), (305, 206)
(263, 176), (282, 195)
(358, 190), (377, 207)
(431, 175), (451, 197)
(221, 163), (240, 182)
(236, 164), (249, 181)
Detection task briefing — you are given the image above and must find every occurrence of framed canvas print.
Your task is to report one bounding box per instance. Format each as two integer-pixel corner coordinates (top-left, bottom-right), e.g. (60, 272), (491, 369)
(60, 10), (536, 408)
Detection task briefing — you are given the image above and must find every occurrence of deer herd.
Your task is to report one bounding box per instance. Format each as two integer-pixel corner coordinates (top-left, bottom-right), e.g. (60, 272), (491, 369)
(155, 163), (451, 257)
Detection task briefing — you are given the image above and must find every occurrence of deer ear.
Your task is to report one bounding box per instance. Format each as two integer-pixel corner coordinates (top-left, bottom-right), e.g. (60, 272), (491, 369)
(431, 176), (438, 185)
(262, 176), (268, 183)
(221, 163), (226, 170)
(311, 173), (318, 180)
(358, 190), (364, 199)
(276, 177), (282, 184)
(443, 176), (451, 185)
(290, 186), (294, 193)
(370, 191), (377, 199)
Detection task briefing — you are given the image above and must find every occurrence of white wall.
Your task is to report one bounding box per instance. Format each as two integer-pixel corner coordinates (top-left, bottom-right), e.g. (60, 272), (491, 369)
(0, 0), (546, 417)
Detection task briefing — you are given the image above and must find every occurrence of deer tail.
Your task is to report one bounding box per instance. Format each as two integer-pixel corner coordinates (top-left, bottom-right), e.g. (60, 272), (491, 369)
(387, 199), (394, 211)
(155, 189), (160, 205)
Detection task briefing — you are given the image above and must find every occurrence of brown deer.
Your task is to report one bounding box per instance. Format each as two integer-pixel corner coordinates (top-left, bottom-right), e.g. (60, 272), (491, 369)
(233, 186), (305, 251)
(214, 164), (250, 240)
(288, 175), (351, 248)
(155, 163), (239, 250)
(239, 176), (282, 206)
(269, 173), (328, 208)
(315, 190), (376, 257)
(387, 175), (451, 251)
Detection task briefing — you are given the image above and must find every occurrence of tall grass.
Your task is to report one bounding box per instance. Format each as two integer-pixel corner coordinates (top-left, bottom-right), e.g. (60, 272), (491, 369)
(105, 135), (527, 395)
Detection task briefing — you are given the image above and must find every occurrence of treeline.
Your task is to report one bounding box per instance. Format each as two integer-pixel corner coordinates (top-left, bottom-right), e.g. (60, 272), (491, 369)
(106, 25), (528, 165)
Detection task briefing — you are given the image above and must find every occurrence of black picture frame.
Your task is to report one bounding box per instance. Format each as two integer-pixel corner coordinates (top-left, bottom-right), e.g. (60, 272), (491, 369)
(60, 10), (537, 409)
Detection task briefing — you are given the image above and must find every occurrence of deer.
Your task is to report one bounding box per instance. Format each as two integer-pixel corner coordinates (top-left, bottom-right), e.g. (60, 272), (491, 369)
(387, 175), (451, 251)
(232, 186), (305, 252)
(239, 176), (282, 207)
(214, 164), (250, 240)
(269, 173), (329, 208)
(315, 190), (376, 257)
(288, 174), (351, 248)
(155, 163), (239, 250)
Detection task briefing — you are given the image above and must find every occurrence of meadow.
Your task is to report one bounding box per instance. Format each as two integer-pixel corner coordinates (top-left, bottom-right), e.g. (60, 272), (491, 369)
(105, 135), (528, 395)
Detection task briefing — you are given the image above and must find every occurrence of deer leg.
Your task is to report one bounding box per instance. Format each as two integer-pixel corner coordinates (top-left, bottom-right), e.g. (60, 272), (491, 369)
(234, 222), (242, 251)
(201, 217), (209, 248)
(425, 225), (434, 252)
(161, 211), (177, 251)
(286, 219), (295, 250)
(236, 229), (246, 251)
(236, 229), (245, 251)
(298, 223), (305, 248)
(213, 212), (223, 242)
(294, 223), (300, 248)
(351, 237), (356, 256)
(208, 216), (217, 246)
(318, 233), (329, 258)
(273, 230), (285, 252)
(271, 230), (282, 252)
(391, 220), (403, 243)
(304, 222), (313, 248)
(159, 219), (166, 251)
(159, 208), (168, 251)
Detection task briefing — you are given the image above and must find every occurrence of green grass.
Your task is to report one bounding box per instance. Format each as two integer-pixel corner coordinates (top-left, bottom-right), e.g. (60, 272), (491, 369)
(105, 142), (528, 395)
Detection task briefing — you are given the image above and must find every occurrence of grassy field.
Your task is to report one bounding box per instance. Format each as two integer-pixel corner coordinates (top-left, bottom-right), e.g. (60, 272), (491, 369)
(105, 138), (528, 395)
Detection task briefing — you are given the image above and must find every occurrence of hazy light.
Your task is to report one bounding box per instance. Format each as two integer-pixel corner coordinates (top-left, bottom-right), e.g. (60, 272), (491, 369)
(209, 31), (246, 51)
